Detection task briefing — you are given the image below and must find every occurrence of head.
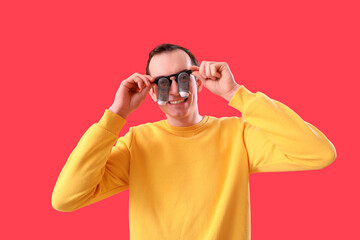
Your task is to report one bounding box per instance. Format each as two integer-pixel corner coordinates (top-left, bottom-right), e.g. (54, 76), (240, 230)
(146, 43), (203, 121)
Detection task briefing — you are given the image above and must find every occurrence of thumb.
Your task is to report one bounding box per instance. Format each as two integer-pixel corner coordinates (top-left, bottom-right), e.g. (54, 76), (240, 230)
(191, 71), (205, 82)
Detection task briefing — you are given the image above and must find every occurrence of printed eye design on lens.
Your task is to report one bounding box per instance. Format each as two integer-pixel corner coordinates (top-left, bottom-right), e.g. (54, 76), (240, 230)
(153, 70), (192, 105)
(177, 72), (190, 98)
(156, 78), (170, 105)
(158, 78), (170, 88)
(178, 72), (189, 82)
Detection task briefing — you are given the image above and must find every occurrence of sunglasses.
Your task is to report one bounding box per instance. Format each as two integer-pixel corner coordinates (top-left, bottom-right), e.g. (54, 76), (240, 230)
(153, 69), (193, 86)
(153, 69), (193, 105)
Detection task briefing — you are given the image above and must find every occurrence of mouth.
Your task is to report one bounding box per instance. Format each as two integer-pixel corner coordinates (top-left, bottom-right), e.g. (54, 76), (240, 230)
(168, 97), (188, 105)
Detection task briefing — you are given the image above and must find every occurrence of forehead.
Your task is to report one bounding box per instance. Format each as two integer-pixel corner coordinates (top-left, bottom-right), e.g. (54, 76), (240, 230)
(149, 49), (192, 78)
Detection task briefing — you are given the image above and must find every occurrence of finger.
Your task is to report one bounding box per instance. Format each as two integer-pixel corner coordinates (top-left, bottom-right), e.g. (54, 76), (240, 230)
(205, 62), (212, 79)
(140, 83), (152, 96)
(138, 74), (154, 89)
(144, 75), (155, 83)
(144, 75), (157, 88)
(199, 61), (206, 78)
(135, 73), (148, 85)
(138, 74), (151, 87)
(191, 70), (200, 78)
(190, 70), (199, 80)
(132, 76), (142, 91)
(210, 63), (221, 78)
(191, 71), (205, 83)
(133, 76), (145, 91)
(188, 65), (199, 71)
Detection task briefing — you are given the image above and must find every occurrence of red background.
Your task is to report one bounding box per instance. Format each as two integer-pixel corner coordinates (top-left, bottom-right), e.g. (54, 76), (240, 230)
(1, 0), (358, 239)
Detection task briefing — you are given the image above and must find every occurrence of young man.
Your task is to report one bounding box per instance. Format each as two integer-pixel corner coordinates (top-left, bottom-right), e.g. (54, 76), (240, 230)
(52, 43), (336, 239)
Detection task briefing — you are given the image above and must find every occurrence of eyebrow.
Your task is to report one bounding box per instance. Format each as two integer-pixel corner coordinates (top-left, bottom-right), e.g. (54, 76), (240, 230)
(154, 69), (189, 79)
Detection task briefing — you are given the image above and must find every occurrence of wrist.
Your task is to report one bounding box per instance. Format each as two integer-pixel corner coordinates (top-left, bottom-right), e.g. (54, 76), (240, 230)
(223, 84), (241, 102)
(108, 105), (129, 119)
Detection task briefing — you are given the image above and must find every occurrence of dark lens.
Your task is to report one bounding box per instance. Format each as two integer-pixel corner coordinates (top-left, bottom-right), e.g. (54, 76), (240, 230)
(157, 78), (170, 105)
(177, 72), (190, 97)
(178, 72), (190, 82)
(158, 78), (170, 88)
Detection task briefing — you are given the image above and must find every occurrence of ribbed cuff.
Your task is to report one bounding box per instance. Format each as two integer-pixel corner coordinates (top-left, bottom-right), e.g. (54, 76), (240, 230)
(228, 85), (257, 113)
(97, 109), (127, 136)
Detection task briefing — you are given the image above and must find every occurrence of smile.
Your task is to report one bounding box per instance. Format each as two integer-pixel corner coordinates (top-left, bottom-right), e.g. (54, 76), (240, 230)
(168, 98), (188, 104)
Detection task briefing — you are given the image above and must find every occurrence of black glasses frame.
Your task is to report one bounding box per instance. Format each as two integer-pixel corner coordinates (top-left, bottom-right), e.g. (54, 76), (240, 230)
(153, 69), (193, 86)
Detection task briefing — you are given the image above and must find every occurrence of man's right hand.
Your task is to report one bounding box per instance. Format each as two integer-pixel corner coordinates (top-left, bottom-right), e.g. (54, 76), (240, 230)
(108, 73), (155, 119)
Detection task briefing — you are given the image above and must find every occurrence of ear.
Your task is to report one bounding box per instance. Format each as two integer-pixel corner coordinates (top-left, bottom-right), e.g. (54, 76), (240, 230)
(149, 86), (157, 102)
(195, 76), (203, 92)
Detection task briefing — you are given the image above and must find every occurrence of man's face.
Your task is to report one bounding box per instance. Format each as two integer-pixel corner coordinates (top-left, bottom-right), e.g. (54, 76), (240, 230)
(149, 49), (203, 120)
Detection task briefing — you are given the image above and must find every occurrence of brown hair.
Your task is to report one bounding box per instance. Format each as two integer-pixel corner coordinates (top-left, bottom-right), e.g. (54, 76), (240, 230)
(145, 43), (199, 75)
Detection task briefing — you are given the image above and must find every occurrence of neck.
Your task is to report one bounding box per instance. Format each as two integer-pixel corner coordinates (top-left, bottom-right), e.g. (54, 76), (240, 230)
(166, 111), (204, 127)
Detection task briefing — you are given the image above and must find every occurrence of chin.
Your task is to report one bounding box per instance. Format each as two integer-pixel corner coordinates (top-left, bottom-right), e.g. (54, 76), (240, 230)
(162, 105), (193, 119)
(162, 108), (189, 118)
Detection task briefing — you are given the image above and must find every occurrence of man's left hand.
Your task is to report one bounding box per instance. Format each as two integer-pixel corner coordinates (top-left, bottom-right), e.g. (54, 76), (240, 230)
(189, 61), (240, 101)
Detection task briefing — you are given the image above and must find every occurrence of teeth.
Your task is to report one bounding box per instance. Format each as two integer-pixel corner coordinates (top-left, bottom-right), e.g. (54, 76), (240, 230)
(169, 99), (186, 104)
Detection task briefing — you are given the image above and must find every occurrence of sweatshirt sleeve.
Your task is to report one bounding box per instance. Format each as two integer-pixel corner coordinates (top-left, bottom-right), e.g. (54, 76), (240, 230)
(228, 85), (337, 174)
(51, 109), (132, 212)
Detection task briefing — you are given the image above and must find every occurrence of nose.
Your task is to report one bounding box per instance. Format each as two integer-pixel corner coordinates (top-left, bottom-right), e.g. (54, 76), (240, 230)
(169, 77), (179, 96)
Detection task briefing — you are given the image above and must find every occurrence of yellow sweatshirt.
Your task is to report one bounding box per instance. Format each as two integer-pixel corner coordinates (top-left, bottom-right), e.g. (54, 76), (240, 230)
(52, 85), (336, 240)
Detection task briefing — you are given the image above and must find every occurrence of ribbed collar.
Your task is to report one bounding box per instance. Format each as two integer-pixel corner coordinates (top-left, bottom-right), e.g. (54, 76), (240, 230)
(163, 115), (209, 135)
